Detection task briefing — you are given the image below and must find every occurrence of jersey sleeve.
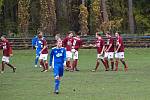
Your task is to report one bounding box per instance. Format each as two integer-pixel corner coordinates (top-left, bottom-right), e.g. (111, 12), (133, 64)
(49, 49), (54, 66)
(63, 48), (66, 63)
(32, 37), (37, 47)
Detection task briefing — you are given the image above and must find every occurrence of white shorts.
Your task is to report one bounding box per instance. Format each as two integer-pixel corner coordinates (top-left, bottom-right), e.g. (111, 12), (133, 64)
(104, 52), (114, 59)
(2, 56), (10, 63)
(39, 54), (48, 61)
(97, 54), (104, 59)
(115, 52), (124, 59)
(66, 51), (72, 58)
(72, 51), (78, 59)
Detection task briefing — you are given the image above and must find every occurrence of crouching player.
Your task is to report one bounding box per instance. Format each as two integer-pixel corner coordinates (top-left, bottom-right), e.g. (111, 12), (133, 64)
(92, 32), (107, 72)
(115, 32), (128, 71)
(49, 40), (66, 94)
(0, 36), (16, 73)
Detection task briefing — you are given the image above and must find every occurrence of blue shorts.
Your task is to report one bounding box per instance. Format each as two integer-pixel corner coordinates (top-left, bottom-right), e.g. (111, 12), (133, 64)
(54, 63), (64, 77)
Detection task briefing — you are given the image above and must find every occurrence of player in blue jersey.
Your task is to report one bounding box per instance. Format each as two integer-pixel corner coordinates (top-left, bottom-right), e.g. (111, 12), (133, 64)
(32, 31), (44, 67)
(49, 39), (66, 94)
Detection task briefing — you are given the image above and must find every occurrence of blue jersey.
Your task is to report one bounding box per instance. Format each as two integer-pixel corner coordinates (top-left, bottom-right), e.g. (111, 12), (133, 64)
(32, 36), (45, 51)
(49, 47), (66, 67)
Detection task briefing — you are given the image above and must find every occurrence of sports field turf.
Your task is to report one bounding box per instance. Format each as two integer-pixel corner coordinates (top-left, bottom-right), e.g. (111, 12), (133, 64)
(0, 48), (150, 100)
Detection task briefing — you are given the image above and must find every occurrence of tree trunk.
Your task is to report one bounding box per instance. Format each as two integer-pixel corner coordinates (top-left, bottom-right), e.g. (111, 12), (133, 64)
(101, 0), (109, 22)
(128, 0), (135, 34)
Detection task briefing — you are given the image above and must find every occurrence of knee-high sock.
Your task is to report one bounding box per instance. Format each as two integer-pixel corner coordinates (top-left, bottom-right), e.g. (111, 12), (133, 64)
(101, 59), (107, 70)
(55, 79), (60, 91)
(45, 62), (48, 70)
(1, 61), (5, 71)
(111, 61), (114, 70)
(74, 59), (78, 70)
(120, 60), (127, 68)
(66, 61), (71, 68)
(5, 63), (14, 69)
(95, 61), (100, 70)
(35, 56), (39, 65)
(40, 60), (45, 70)
(105, 59), (109, 69)
(115, 61), (119, 70)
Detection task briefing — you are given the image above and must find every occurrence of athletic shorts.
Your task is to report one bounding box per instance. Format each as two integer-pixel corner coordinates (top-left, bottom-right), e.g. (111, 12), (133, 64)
(2, 56), (10, 63)
(66, 51), (72, 58)
(104, 52), (114, 59)
(97, 54), (104, 59)
(115, 52), (124, 59)
(39, 54), (48, 61)
(72, 50), (78, 60)
(54, 63), (64, 78)
(36, 49), (41, 57)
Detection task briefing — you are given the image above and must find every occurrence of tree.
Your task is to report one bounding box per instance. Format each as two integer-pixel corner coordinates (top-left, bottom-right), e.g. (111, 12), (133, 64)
(40, 0), (56, 35)
(18, 0), (30, 36)
(128, 0), (135, 34)
(79, 2), (89, 35)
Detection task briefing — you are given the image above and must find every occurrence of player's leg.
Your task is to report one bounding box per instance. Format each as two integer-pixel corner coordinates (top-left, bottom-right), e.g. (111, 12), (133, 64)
(115, 53), (119, 71)
(92, 56), (100, 72)
(5, 62), (16, 72)
(2, 56), (16, 73)
(66, 51), (72, 71)
(104, 52), (109, 70)
(108, 52), (114, 71)
(1, 61), (5, 73)
(72, 51), (79, 71)
(35, 50), (40, 67)
(101, 59), (108, 71)
(43, 54), (48, 72)
(120, 58), (128, 72)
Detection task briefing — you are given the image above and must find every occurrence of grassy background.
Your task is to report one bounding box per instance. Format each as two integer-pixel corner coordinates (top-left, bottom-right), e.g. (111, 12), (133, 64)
(0, 48), (150, 100)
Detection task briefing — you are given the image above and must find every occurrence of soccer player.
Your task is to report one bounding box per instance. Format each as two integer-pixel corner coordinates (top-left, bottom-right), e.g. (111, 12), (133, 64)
(71, 32), (82, 71)
(104, 31), (115, 71)
(115, 32), (128, 71)
(38, 34), (49, 72)
(63, 31), (74, 71)
(49, 40), (66, 94)
(92, 32), (107, 72)
(32, 31), (44, 67)
(0, 36), (16, 73)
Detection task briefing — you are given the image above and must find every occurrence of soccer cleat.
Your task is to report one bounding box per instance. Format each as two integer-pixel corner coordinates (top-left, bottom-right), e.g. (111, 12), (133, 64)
(39, 65), (42, 68)
(35, 65), (38, 67)
(91, 69), (96, 72)
(41, 70), (45, 72)
(54, 90), (59, 94)
(44, 70), (48, 72)
(75, 68), (80, 71)
(13, 67), (16, 72)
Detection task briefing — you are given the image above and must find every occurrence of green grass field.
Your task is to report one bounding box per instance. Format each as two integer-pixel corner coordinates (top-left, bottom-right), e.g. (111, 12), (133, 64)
(0, 48), (150, 100)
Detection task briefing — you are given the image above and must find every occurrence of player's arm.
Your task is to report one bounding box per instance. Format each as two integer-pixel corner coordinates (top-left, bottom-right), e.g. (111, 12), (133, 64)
(101, 40), (105, 55)
(106, 43), (112, 52)
(63, 48), (66, 67)
(49, 49), (54, 66)
(116, 43), (121, 53)
(40, 40), (47, 53)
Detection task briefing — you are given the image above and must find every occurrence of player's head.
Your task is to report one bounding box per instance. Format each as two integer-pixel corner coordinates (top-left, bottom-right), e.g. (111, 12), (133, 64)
(115, 31), (120, 37)
(57, 40), (62, 48)
(67, 31), (74, 38)
(96, 31), (103, 38)
(55, 34), (61, 41)
(105, 31), (111, 37)
(1, 35), (7, 41)
(38, 31), (43, 39)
